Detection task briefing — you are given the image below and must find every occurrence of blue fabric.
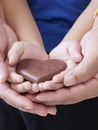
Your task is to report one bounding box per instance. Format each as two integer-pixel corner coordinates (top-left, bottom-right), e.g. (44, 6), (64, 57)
(28, 0), (91, 52)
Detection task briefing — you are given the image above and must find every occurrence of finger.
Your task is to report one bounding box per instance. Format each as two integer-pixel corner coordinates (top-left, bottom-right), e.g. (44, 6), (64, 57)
(22, 42), (49, 60)
(64, 52), (98, 86)
(53, 71), (65, 83)
(11, 81), (32, 93)
(39, 81), (64, 91)
(28, 83), (39, 94)
(0, 59), (8, 83)
(35, 78), (98, 105)
(31, 83), (39, 93)
(25, 94), (57, 115)
(35, 89), (65, 105)
(47, 106), (57, 115)
(53, 60), (76, 83)
(8, 42), (24, 65)
(0, 83), (49, 116)
(68, 43), (82, 63)
(8, 71), (23, 83)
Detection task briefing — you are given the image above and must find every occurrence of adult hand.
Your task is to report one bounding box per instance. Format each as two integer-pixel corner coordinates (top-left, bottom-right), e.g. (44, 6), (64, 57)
(0, 21), (17, 82)
(7, 41), (57, 116)
(0, 82), (56, 116)
(63, 27), (98, 86)
(0, 22), (56, 116)
(34, 73), (98, 105)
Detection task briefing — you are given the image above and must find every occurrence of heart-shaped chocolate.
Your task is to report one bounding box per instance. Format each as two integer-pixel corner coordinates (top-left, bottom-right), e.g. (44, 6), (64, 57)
(16, 59), (67, 83)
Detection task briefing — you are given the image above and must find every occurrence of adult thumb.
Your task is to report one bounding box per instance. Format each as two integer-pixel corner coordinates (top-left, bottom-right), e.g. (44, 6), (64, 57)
(64, 55), (98, 86)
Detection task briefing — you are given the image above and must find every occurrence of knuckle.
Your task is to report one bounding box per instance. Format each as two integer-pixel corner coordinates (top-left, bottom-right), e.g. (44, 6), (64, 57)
(74, 69), (85, 82)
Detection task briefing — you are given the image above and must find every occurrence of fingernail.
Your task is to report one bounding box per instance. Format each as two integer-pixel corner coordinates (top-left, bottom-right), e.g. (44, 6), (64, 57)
(64, 73), (76, 86)
(36, 110), (48, 117)
(24, 85), (30, 90)
(36, 96), (46, 101)
(16, 76), (23, 82)
(48, 108), (57, 115)
(24, 84), (31, 90)
(52, 76), (58, 82)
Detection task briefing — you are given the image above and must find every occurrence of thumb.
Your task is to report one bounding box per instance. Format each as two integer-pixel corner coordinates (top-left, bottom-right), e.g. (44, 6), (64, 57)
(64, 54), (98, 86)
(8, 42), (24, 65)
(69, 42), (82, 63)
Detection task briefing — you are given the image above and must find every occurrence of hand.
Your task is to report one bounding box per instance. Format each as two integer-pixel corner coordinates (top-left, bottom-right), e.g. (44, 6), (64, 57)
(32, 73), (98, 105)
(7, 42), (48, 93)
(0, 82), (56, 116)
(0, 23), (56, 116)
(37, 40), (82, 91)
(7, 41), (57, 115)
(50, 40), (82, 63)
(7, 41), (49, 91)
(0, 22), (17, 82)
(63, 27), (98, 86)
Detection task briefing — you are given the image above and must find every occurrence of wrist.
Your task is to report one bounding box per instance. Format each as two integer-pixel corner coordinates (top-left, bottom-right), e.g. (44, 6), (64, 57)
(93, 16), (98, 29)
(60, 39), (79, 45)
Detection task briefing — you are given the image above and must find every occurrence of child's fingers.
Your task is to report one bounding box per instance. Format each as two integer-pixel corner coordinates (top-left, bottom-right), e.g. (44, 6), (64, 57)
(68, 43), (82, 63)
(53, 71), (65, 83)
(32, 83), (39, 93)
(53, 59), (77, 85)
(38, 81), (64, 91)
(8, 42), (24, 65)
(11, 81), (32, 93)
(8, 71), (23, 83)
(28, 83), (39, 94)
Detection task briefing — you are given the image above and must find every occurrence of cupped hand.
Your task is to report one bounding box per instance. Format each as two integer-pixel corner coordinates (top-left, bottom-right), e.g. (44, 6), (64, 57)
(7, 41), (48, 83)
(63, 27), (98, 86)
(37, 40), (82, 91)
(0, 82), (56, 116)
(0, 23), (57, 116)
(33, 73), (98, 106)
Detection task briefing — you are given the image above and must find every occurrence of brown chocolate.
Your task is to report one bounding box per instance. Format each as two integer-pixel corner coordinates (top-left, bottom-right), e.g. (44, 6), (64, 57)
(16, 59), (67, 83)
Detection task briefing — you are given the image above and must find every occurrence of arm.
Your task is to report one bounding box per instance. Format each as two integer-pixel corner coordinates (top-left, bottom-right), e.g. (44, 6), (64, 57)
(63, 0), (98, 42)
(0, 0), (5, 22)
(50, 0), (98, 63)
(46, 0), (98, 92)
(2, 0), (45, 50)
(93, 14), (98, 28)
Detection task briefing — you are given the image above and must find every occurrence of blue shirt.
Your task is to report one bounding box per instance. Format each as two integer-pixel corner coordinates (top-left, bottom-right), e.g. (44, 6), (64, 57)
(28, 0), (91, 52)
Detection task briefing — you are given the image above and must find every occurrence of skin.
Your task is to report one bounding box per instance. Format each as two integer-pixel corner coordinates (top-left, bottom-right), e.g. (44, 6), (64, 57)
(30, 25), (98, 106)
(1, 0), (57, 116)
(7, 41), (57, 116)
(0, 21), (56, 116)
(3, 0), (98, 115)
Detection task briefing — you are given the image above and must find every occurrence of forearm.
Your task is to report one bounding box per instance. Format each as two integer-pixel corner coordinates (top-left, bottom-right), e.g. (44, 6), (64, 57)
(93, 15), (98, 28)
(0, 0), (5, 23)
(62, 0), (98, 42)
(2, 0), (45, 50)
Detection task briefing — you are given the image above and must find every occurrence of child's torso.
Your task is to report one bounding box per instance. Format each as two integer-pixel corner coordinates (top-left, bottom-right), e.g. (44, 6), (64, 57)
(28, 0), (91, 52)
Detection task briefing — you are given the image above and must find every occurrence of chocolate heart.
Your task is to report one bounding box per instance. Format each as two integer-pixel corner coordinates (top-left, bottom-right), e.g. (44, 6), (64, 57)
(16, 59), (67, 83)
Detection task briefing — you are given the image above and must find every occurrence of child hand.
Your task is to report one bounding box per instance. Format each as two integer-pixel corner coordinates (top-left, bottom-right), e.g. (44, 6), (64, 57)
(49, 40), (82, 63)
(63, 27), (98, 86)
(7, 41), (49, 93)
(37, 40), (82, 91)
